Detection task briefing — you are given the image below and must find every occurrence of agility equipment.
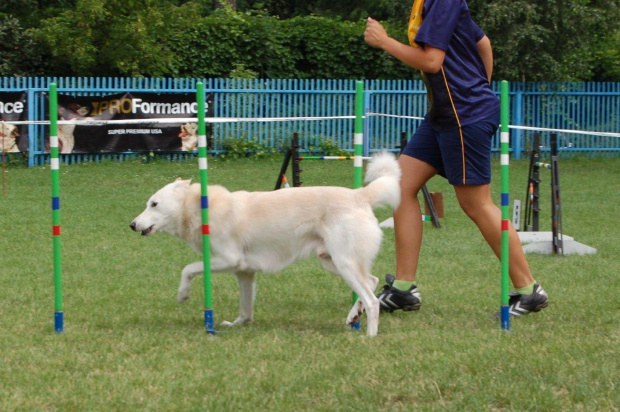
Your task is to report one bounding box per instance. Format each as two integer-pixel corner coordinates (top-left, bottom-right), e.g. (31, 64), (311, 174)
(500, 80), (510, 331)
(49, 84), (64, 333)
(281, 174), (291, 188)
(398, 132), (442, 228)
(274, 130), (444, 230)
(273, 82), (368, 331)
(196, 82), (217, 334)
(44, 79), (570, 334)
(520, 132), (596, 255)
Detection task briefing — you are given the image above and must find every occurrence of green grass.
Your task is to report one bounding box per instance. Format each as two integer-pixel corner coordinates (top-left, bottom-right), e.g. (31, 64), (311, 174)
(0, 156), (618, 411)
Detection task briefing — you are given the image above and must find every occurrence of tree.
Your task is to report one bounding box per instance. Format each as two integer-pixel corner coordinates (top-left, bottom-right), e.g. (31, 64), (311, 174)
(214, 0), (237, 10)
(469, 0), (620, 81)
(30, 0), (185, 76)
(0, 16), (47, 76)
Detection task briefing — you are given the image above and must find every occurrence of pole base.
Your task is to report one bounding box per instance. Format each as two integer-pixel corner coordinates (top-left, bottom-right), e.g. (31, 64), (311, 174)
(500, 306), (510, 331)
(55, 311), (64, 333)
(204, 309), (218, 335)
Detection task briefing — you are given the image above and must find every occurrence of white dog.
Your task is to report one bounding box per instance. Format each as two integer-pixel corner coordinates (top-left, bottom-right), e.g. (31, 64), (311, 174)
(130, 153), (401, 336)
(178, 123), (198, 151)
(0, 122), (19, 152)
(58, 105), (89, 153)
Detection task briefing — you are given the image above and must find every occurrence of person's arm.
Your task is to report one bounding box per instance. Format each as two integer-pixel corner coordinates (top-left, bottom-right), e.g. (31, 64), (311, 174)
(364, 17), (445, 74)
(477, 35), (493, 83)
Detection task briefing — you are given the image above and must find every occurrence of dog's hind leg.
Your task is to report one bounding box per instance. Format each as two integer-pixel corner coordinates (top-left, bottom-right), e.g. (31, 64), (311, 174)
(222, 271), (256, 327)
(177, 261), (204, 303)
(327, 256), (380, 336)
(319, 256), (380, 336)
(344, 273), (380, 336)
(350, 274), (379, 313)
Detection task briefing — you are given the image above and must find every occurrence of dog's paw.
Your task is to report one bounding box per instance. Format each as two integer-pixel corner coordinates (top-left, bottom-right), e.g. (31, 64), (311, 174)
(346, 300), (364, 326)
(221, 317), (252, 327)
(177, 289), (190, 303)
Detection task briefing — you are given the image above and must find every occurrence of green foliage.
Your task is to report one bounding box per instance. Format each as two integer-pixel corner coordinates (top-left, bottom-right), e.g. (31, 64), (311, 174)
(218, 137), (278, 160)
(228, 63), (259, 79)
(0, 152), (28, 167)
(592, 29), (620, 81)
(0, 16), (47, 76)
(471, 0), (620, 81)
(2, 0), (619, 80)
(30, 0), (182, 76)
(169, 9), (412, 79)
(307, 137), (349, 156)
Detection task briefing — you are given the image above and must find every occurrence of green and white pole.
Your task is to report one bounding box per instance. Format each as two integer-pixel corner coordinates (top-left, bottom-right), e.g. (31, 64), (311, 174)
(197, 82), (216, 334)
(500, 80), (511, 331)
(354, 81), (364, 188)
(351, 81), (364, 330)
(49, 83), (63, 333)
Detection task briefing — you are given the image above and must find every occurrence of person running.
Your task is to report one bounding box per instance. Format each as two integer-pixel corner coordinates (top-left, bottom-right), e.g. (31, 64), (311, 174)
(364, 0), (548, 316)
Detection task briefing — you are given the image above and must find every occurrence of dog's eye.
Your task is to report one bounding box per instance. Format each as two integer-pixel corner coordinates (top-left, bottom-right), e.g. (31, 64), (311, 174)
(151, 201), (158, 208)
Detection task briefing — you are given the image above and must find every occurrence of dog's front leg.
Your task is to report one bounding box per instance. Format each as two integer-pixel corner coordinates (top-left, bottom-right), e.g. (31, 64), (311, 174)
(221, 271), (256, 327)
(177, 261), (204, 303)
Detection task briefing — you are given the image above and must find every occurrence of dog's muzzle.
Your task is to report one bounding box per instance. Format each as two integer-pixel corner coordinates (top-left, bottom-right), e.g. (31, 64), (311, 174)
(129, 221), (154, 236)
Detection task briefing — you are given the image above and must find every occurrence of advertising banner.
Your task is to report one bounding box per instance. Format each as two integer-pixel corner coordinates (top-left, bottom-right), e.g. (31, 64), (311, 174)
(0, 91), (28, 152)
(52, 92), (214, 153)
(1, 90), (213, 153)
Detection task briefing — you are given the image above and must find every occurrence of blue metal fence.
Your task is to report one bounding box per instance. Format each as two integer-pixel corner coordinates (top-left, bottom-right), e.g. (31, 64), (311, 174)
(1, 77), (618, 166)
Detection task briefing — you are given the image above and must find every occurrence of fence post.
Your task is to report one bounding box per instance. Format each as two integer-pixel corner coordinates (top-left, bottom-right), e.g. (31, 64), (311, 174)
(512, 91), (524, 160)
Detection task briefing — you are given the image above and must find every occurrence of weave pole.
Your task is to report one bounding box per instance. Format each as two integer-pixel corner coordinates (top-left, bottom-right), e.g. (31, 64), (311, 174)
(49, 83), (63, 333)
(500, 81), (511, 331)
(350, 81), (364, 331)
(197, 82), (216, 335)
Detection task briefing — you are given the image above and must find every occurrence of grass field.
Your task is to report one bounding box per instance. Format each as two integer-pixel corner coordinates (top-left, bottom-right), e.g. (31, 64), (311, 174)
(0, 155), (618, 411)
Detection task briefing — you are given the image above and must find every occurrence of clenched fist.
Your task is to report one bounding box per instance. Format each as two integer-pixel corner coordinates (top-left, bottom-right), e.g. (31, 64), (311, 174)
(364, 17), (389, 49)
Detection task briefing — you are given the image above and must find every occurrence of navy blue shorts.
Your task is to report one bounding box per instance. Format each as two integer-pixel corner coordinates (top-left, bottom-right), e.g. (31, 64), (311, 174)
(402, 112), (500, 185)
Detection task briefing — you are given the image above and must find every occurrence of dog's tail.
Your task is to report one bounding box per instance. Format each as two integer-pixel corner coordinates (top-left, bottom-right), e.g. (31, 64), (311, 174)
(357, 151), (401, 209)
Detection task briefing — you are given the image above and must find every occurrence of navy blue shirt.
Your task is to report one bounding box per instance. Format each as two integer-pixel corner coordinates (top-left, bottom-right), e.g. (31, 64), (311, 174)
(414, 0), (499, 131)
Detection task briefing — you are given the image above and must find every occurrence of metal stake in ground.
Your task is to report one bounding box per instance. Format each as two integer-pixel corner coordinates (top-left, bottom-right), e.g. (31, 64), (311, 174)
(550, 133), (564, 255)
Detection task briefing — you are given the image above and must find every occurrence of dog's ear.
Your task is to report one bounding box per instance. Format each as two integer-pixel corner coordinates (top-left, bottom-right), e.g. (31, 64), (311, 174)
(173, 178), (192, 186)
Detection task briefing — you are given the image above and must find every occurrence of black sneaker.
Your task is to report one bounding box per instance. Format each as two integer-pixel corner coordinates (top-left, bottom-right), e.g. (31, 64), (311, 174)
(508, 283), (549, 316)
(377, 274), (422, 312)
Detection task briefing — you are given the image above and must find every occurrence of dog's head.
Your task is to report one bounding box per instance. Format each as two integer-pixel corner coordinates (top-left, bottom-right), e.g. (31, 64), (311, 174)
(60, 104), (90, 119)
(0, 122), (18, 151)
(130, 178), (192, 236)
(179, 123), (198, 138)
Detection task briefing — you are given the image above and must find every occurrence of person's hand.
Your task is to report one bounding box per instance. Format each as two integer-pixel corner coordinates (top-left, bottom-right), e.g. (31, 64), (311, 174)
(364, 17), (389, 49)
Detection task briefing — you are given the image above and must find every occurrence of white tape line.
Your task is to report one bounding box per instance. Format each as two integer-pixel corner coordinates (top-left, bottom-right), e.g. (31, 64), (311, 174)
(366, 112), (425, 121)
(3, 117), (619, 138)
(2, 115), (357, 126)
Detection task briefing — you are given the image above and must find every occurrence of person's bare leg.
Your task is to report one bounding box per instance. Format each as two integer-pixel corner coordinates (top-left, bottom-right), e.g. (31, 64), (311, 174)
(394, 155), (437, 282)
(453, 184), (534, 288)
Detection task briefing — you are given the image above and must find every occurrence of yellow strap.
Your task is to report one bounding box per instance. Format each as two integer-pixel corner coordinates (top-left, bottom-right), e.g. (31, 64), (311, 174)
(408, 0), (425, 48)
